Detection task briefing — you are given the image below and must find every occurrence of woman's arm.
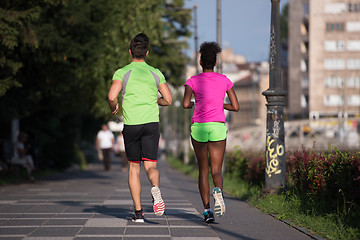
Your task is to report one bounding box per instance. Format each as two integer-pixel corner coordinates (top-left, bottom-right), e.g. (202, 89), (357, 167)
(157, 83), (173, 106)
(108, 80), (122, 114)
(224, 87), (239, 112)
(182, 85), (194, 109)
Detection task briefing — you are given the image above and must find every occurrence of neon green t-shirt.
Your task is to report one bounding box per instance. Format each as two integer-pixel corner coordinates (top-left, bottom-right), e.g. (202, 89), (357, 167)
(112, 62), (166, 125)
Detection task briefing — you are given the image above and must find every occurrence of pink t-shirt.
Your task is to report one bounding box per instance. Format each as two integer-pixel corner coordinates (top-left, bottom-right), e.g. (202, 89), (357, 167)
(185, 72), (233, 123)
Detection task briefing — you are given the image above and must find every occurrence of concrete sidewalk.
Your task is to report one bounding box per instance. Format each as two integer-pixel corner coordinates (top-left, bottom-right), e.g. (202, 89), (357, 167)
(0, 157), (315, 240)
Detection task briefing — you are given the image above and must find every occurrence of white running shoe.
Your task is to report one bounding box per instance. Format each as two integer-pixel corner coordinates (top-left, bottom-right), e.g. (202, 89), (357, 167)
(213, 187), (226, 217)
(151, 186), (165, 216)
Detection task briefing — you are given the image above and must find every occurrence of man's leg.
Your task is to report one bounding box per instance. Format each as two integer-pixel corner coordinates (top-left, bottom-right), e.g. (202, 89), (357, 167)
(102, 149), (110, 171)
(128, 161), (141, 211)
(143, 161), (159, 186)
(144, 161), (164, 216)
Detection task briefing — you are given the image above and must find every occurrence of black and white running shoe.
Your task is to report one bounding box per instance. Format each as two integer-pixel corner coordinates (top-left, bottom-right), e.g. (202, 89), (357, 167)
(131, 209), (144, 223)
(203, 210), (215, 223)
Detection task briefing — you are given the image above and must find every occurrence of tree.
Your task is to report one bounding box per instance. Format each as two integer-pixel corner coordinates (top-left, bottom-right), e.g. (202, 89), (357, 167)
(0, 0), (191, 169)
(0, 1), (40, 96)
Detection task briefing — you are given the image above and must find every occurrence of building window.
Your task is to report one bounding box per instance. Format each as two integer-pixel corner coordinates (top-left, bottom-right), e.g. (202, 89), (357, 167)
(324, 41), (345, 51)
(347, 95), (360, 106)
(326, 22), (345, 32)
(324, 95), (343, 107)
(301, 94), (308, 109)
(347, 77), (360, 88)
(324, 59), (345, 70)
(301, 59), (309, 72)
(303, 3), (309, 17)
(325, 3), (347, 14)
(325, 76), (344, 88)
(348, 40), (360, 51)
(347, 21), (360, 32)
(302, 77), (309, 89)
(348, 3), (360, 12)
(347, 59), (360, 69)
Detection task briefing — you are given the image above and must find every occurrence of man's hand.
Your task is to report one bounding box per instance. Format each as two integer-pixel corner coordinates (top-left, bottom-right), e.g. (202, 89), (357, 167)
(111, 103), (119, 115)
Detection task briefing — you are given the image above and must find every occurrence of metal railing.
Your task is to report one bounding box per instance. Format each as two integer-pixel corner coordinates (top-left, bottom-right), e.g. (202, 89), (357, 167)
(227, 117), (360, 152)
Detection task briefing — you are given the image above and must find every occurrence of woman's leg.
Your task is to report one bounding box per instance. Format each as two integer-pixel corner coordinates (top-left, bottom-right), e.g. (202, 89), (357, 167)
(208, 140), (226, 189)
(191, 138), (210, 209)
(209, 140), (226, 217)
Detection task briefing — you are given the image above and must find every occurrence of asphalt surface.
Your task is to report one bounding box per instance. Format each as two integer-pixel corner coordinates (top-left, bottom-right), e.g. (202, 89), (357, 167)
(0, 156), (318, 240)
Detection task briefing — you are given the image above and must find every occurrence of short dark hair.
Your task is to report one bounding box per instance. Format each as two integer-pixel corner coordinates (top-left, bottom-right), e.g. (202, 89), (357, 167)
(130, 33), (149, 59)
(199, 41), (222, 70)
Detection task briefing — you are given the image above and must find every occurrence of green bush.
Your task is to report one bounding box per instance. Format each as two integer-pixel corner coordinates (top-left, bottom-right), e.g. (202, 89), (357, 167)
(225, 148), (265, 186)
(287, 148), (360, 205)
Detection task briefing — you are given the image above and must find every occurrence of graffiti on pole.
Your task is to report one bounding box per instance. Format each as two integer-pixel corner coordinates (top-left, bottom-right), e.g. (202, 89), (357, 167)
(266, 109), (284, 178)
(266, 135), (284, 178)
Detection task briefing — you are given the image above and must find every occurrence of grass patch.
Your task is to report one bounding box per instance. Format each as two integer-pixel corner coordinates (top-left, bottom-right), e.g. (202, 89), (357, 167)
(167, 155), (199, 180)
(251, 192), (360, 240)
(167, 155), (360, 240)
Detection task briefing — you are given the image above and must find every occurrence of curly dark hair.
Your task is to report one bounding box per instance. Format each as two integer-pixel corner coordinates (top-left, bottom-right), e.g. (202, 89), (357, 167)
(130, 33), (149, 59)
(199, 41), (222, 70)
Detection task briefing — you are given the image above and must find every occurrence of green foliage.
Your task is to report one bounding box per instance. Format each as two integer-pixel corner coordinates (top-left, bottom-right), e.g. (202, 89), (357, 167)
(0, 0), (191, 170)
(169, 148), (360, 239)
(252, 189), (360, 240)
(0, 1), (40, 96)
(225, 147), (265, 185)
(287, 148), (360, 205)
(223, 148), (360, 239)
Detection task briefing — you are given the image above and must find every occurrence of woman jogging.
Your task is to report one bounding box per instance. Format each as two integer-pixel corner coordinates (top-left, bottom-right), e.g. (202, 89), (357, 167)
(182, 42), (239, 223)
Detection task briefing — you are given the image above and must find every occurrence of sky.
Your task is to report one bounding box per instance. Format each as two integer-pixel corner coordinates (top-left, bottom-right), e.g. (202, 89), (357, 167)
(184, 0), (289, 62)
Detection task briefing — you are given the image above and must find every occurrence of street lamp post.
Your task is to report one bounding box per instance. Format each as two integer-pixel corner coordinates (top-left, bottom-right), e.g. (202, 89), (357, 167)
(262, 0), (287, 192)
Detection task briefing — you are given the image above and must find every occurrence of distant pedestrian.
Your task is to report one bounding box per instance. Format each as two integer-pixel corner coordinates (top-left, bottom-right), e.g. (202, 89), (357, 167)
(96, 124), (115, 171)
(115, 132), (127, 172)
(183, 41), (239, 223)
(107, 33), (172, 222)
(11, 132), (36, 182)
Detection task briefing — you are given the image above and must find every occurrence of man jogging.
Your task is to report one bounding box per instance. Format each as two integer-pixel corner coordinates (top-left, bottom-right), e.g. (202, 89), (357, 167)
(108, 33), (172, 222)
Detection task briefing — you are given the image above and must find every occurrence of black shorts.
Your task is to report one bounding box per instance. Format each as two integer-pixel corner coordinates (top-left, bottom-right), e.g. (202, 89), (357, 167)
(122, 122), (160, 163)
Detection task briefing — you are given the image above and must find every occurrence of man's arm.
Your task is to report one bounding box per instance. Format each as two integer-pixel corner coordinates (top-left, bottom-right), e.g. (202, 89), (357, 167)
(157, 83), (172, 106)
(96, 138), (100, 149)
(108, 80), (122, 114)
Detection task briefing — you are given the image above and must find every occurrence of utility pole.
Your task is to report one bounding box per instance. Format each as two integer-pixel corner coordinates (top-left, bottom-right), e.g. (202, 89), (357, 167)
(194, 4), (199, 75)
(262, 0), (287, 192)
(184, 4), (198, 165)
(216, 0), (222, 74)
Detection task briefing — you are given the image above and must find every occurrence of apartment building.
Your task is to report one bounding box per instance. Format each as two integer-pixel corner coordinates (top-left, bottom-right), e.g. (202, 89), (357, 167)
(289, 0), (360, 119)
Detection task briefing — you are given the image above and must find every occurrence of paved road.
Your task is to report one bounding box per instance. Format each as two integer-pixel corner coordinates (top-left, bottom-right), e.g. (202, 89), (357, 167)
(0, 157), (316, 240)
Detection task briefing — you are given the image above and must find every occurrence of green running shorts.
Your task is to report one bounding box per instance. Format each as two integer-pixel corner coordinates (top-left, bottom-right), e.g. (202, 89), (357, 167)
(191, 122), (227, 142)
